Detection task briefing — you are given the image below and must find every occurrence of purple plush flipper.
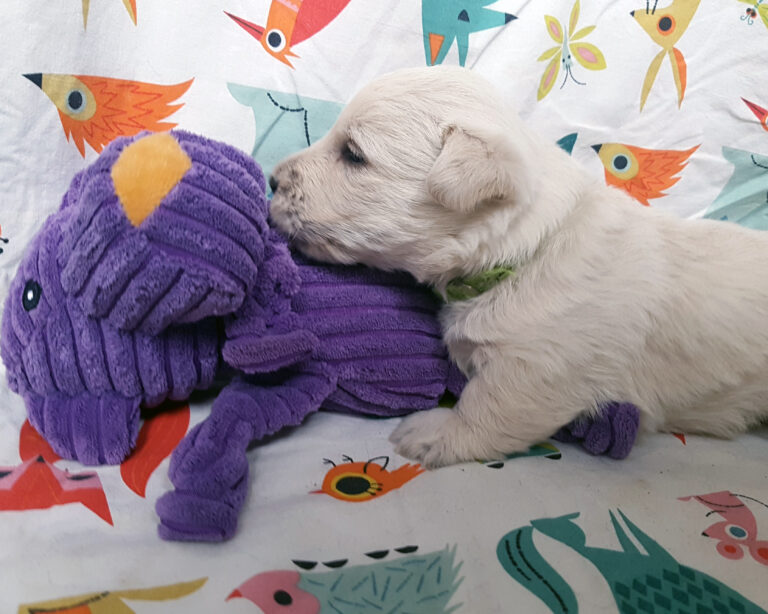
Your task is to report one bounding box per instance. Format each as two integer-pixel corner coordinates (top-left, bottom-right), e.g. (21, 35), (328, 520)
(157, 365), (337, 541)
(552, 402), (640, 460)
(221, 232), (318, 373)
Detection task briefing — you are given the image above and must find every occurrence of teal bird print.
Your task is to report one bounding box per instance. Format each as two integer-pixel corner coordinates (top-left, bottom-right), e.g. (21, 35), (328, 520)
(228, 84), (344, 186)
(422, 0), (516, 67)
(228, 545), (463, 613)
(703, 147), (768, 230)
(498, 510), (766, 613)
(557, 133), (578, 155)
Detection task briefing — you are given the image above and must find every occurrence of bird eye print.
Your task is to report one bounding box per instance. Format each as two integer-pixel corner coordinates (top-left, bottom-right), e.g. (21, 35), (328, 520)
(265, 29), (286, 51)
(272, 589), (293, 605)
(537, 0), (606, 100)
(592, 144), (640, 182)
(725, 524), (750, 540)
(656, 14), (676, 34)
(22, 280), (42, 312)
(330, 471), (381, 499)
(611, 153), (633, 174)
(66, 89), (87, 114)
(311, 455), (424, 502)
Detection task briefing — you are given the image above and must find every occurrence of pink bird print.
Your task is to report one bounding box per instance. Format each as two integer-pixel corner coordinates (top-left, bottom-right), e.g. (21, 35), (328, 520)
(680, 490), (768, 566)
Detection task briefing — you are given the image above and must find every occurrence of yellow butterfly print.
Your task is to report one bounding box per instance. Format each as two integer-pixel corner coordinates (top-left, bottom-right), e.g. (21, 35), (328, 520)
(537, 0), (607, 101)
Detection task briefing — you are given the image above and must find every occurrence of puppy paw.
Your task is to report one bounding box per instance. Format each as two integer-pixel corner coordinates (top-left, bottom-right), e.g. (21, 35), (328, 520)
(389, 409), (468, 469)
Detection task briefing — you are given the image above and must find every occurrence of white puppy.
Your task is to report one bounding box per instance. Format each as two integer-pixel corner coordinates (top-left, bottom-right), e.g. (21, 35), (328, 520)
(270, 65), (768, 468)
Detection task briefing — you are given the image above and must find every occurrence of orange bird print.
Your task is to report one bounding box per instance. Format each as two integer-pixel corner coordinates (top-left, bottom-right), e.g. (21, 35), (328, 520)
(225, 0), (352, 69)
(743, 97), (768, 131)
(24, 73), (193, 157)
(631, 0), (701, 111)
(81, 0), (137, 28)
(592, 142), (699, 205)
(312, 456), (424, 502)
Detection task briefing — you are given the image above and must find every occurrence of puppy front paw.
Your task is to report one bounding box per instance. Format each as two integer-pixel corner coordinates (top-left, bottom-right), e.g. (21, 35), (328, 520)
(389, 409), (468, 469)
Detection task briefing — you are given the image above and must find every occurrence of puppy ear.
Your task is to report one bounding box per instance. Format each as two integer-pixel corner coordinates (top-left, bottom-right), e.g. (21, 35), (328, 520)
(426, 123), (531, 213)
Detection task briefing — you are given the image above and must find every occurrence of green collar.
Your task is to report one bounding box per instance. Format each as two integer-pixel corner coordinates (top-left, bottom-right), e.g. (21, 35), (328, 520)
(441, 265), (517, 302)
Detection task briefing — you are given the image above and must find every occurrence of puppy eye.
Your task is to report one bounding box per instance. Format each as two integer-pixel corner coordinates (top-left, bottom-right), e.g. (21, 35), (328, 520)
(341, 142), (366, 166)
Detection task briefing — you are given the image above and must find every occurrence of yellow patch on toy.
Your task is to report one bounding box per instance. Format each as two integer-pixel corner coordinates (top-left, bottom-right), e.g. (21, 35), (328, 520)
(111, 132), (191, 226)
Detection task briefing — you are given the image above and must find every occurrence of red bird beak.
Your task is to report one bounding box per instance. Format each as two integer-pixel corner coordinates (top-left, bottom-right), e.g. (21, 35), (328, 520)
(742, 98), (768, 130)
(225, 11), (264, 40)
(226, 589), (243, 601)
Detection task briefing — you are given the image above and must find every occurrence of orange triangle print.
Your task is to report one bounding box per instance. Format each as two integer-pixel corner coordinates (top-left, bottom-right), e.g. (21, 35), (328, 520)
(429, 33), (445, 65)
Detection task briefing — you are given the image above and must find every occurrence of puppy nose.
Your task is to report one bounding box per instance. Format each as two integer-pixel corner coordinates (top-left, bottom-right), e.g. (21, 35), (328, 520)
(269, 175), (279, 192)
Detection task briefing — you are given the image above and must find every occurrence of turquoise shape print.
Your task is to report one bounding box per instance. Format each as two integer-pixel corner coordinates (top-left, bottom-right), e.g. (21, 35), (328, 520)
(228, 545), (464, 613)
(704, 147), (768, 230)
(422, 0), (517, 67)
(498, 510), (766, 613)
(228, 84), (344, 184)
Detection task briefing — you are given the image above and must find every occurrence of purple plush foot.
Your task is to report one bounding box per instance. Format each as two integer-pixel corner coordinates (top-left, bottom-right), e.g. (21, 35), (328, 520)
(156, 490), (244, 542)
(156, 419), (251, 541)
(156, 368), (337, 542)
(553, 402), (640, 459)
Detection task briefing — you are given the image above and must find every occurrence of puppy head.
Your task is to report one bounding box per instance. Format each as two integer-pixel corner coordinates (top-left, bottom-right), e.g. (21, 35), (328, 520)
(270, 66), (537, 283)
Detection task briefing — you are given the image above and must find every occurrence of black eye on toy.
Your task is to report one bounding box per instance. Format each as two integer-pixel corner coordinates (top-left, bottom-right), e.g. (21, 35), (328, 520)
(22, 280), (42, 311)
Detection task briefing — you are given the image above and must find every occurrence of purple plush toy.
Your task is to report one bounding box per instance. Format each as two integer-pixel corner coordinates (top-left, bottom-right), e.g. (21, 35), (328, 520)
(1, 130), (639, 542)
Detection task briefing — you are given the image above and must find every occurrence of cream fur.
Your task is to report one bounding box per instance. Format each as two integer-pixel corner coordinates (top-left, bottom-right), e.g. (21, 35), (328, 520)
(270, 65), (768, 468)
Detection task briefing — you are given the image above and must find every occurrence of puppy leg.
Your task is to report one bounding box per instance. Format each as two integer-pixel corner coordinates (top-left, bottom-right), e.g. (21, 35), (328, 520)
(390, 371), (583, 468)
